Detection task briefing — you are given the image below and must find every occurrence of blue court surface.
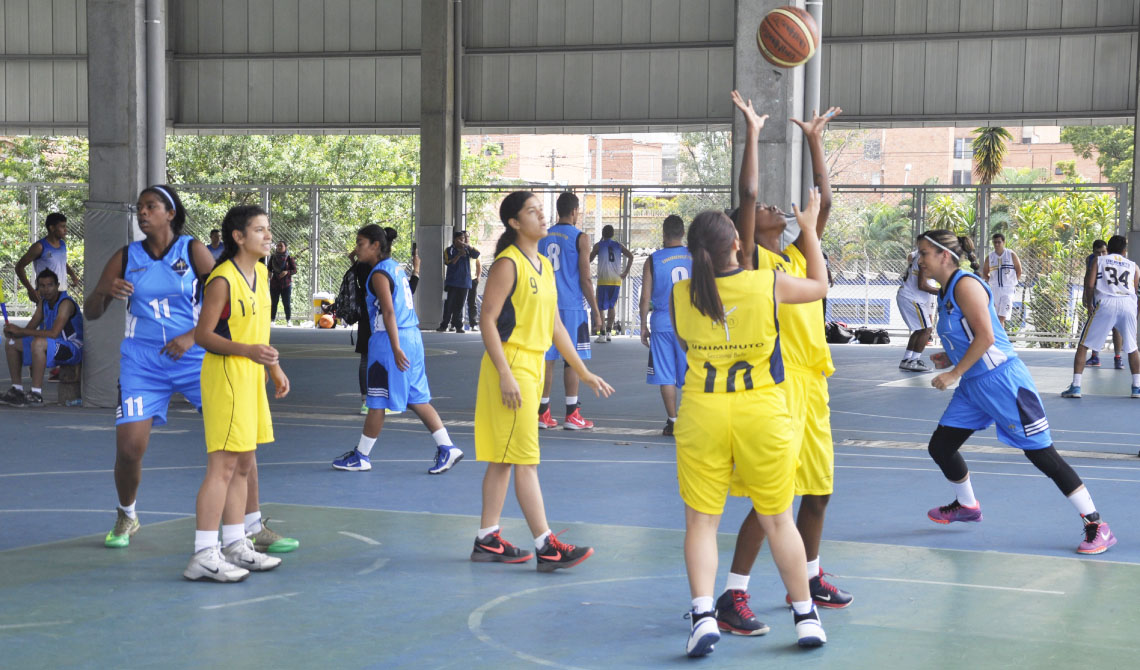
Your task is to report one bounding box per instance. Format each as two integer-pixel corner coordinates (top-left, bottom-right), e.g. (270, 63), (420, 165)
(3, 331), (1140, 669)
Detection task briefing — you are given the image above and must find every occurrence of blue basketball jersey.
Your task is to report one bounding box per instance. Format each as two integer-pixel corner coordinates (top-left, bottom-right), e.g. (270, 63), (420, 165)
(43, 291), (83, 346)
(367, 257), (419, 331)
(123, 235), (202, 346)
(35, 237), (69, 289)
(936, 270), (1017, 379)
(541, 223), (588, 310)
(649, 246), (692, 332)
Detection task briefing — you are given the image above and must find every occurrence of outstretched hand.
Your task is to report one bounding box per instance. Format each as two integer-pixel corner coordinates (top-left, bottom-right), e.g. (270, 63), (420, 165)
(730, 90), (768, 132)
(792, 187), (822, 233)
(791, 106), (842, 138)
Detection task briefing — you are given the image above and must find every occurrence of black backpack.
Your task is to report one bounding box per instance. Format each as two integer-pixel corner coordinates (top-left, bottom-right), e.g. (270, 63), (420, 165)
(332, 266), (360, 326)
(825, 321), (854, 344)
(854, 327), (890, 344)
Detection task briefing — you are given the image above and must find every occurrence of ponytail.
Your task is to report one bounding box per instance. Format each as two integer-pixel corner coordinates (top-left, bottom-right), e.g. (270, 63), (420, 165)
(496, 191), (536, 256)
(920, 229), (980, 273)
(957, 235), (979, 272)
(686, 210), (737, 323)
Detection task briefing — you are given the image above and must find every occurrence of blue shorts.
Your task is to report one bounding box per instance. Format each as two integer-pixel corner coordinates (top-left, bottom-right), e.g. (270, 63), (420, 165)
(596, 285), (620, 311)
(116, 338), (205, 426)
(939, 358), (1052, 450)
(545, 309), (591, 361)
(647, 329), (686, 386)
(22, 336), (81, 368)
(366, 327), (431, 411)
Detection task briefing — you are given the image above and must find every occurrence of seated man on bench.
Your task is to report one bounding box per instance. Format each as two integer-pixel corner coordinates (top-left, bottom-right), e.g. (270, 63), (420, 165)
(2, 269), (84, 407)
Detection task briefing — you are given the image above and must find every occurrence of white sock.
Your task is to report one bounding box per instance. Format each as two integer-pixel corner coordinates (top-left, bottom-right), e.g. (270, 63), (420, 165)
(806, 556), (821, 578)
(1072, 373), (1082, 386)
(952, 477), (977, 507)
(31, 387), (42, 394)
(540, 396), (550, 405)
(691, 596), (715, 614)
(244, 511), (263, 535)
(724, 572), (750, 593)
(194, 530), (217, 554)
(1067, 488), (1096, 517)
(565, 395), (578, 407)
(1132, 374), (1140, 387)
(12, 384), (22, 391)
(905, 350), (918, 360)
(668, 416), (676, 422)
(357, 434), (377, 457)
(477, 525), (499, 540)
(119, 501), (137, 520)
(221, 524), (244, 547)
(790, 599), (813, 616)
(431, 427), (452, 447)
(534, 529), (552, 549)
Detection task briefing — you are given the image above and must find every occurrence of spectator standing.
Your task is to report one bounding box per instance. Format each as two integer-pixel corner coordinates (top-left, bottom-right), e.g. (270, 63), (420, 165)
(16, 212), (79, 303)
(206, 229), (225, 261)
(268, 241), (297, 324)
(437, 231), (479, 333)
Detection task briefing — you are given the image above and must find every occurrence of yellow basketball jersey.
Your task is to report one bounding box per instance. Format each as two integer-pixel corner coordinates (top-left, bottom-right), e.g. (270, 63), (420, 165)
(672, 269), (783, 393)
(207, 260), (270, 346)
(495, 244), (557, 353)
(755, 245), (834, 376)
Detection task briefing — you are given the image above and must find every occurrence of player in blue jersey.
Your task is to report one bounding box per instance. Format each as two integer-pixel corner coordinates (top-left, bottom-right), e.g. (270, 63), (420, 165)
(538, 192), (604, 430)
(332, 224), (462, 475)
(1, 269), (83, 407)
(638, 215), (691, 435)
(15, 212), (79, 304)
(590, 225), (633, 342)
(86, 185), (296, 553)
(918, 229), (1116, 555)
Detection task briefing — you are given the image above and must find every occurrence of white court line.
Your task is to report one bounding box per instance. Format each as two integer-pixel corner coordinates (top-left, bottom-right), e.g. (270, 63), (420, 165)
(338, 531), (381, 545)
(200, 592), (300, 611)
(833, 574), (1064, 595)
(0, 508), (192, 516)
(357, 558), (389, 575)
(832, 409), (1140, 437)
(0, 620), (73, 631)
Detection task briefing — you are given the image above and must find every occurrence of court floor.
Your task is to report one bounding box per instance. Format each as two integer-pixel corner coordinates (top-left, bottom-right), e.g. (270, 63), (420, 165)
(2, 329), (1139, 669)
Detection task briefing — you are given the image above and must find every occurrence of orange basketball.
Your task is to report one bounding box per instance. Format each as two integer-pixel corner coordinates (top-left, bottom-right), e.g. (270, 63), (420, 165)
(318, 313), (335, 329)
(757, 6), (820, 68)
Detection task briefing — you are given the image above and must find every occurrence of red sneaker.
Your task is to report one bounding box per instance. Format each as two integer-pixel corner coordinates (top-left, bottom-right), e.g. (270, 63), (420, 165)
(538, 409), (558, 430)
(563, 408), (594, 430)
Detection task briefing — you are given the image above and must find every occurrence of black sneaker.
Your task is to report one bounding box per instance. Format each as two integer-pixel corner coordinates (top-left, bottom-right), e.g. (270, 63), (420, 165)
(715, 589), (769, 636)
(787, 569), (853, 608)
(662, 420), (674, 436)
(470, 530), (533, 564)
(0, 387), (27, 407)
(24, 391), (43, 407)
(535, 532), (593, 572)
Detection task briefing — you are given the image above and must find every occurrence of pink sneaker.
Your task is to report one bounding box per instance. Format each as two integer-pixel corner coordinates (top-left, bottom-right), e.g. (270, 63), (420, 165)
(927, 499), (982, 524)
(1077, 521), (1117, 555)
(563, 408), (594, 430)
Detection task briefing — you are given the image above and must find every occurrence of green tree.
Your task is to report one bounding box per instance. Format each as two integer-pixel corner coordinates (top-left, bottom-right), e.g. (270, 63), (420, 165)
(971, 127), (1013, 185)
(673, 131), (732, 221)
(1060, 125), (1134, 183)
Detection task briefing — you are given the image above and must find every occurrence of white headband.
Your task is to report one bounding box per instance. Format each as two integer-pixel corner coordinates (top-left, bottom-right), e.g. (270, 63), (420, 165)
(921, 234), (959, 260)
(150, 186), (177, 213)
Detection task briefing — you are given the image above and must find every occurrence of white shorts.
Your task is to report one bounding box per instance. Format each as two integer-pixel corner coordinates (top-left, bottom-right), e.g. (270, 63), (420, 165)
(897, 292), (935, 332)
(992, 290), (1016, 319)
(1081, 297), (1138, 354)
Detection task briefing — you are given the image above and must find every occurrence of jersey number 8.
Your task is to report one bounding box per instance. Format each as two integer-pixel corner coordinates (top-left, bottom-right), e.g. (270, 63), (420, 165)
(545, 243), (561, 271)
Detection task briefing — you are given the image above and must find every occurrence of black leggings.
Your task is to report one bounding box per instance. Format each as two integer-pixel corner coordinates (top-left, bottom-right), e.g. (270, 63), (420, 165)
(359, 354), (367, 396)
(927, 424), (1083, 495)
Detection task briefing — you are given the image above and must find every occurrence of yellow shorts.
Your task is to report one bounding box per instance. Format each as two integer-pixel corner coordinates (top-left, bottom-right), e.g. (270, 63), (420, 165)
(675, 385), (796, 516)
(729, 367), (833, 497)
(474, 344), (546, 465)
(201, 354), (273, 453)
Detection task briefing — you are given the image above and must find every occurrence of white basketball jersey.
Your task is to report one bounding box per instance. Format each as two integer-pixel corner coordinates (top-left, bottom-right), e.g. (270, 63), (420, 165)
(1095, 254), (1138, 299)
(899, 253), (936, 301)
(987, 249), (1016, 291)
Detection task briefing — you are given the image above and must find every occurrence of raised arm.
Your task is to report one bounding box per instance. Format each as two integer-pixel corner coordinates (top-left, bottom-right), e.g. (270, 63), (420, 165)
(773, 187), (827, 305)
(731, 90), (766, 271)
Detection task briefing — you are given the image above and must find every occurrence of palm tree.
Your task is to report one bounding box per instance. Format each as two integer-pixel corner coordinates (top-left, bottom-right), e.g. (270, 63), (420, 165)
(971, 127), (1013, 185)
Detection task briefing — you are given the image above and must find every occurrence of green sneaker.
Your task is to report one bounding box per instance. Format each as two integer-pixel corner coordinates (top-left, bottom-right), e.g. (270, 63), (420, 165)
(104, 509), (140, 548)
(360, 401), (368, 415)
(248, 518), (299, 553)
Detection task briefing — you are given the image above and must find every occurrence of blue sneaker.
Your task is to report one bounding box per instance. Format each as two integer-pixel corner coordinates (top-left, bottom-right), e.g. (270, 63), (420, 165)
(1131, 386), (1140, 399)
(684, 610), (720, 657)
(332, 449), (371, 471)
(1061, 384), (1082, 398)
(428, 446), (464, 474)
(1115, 355), (1125, 369)
(1087, 354), (1101, 367)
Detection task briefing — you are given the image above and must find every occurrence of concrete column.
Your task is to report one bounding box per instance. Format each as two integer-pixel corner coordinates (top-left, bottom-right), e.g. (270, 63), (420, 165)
(84, 0), (149, 407)
(1130, 32), (1140, 258)
(417, 0), (457, 326)
(732, 1), (805, 211)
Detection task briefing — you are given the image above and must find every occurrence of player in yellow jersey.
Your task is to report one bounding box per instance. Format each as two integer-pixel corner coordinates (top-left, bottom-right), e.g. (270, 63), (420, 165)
(717, 95), (853, 637)
(470, 191), (614, 573)
(184, 205), (290, 582)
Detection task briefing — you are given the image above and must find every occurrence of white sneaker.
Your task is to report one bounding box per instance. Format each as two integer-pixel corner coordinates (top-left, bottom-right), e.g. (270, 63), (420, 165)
(595, 333), (607, 343)
(794, 606), (827, 648)
(222, 537), (282, 571)
(685, 610), (720, 657)
(184, 545), (250, 582)
(910, 359), (932, 372)
(899, 358), (911, 370)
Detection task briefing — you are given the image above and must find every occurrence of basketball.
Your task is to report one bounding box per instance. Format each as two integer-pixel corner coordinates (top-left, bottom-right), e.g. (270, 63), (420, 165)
(318, 313), (335, 329)
(756, 6), (820, 68)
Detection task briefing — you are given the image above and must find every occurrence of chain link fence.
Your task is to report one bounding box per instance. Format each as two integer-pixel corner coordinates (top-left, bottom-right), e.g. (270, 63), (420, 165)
(1, 180), (1129, 346)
